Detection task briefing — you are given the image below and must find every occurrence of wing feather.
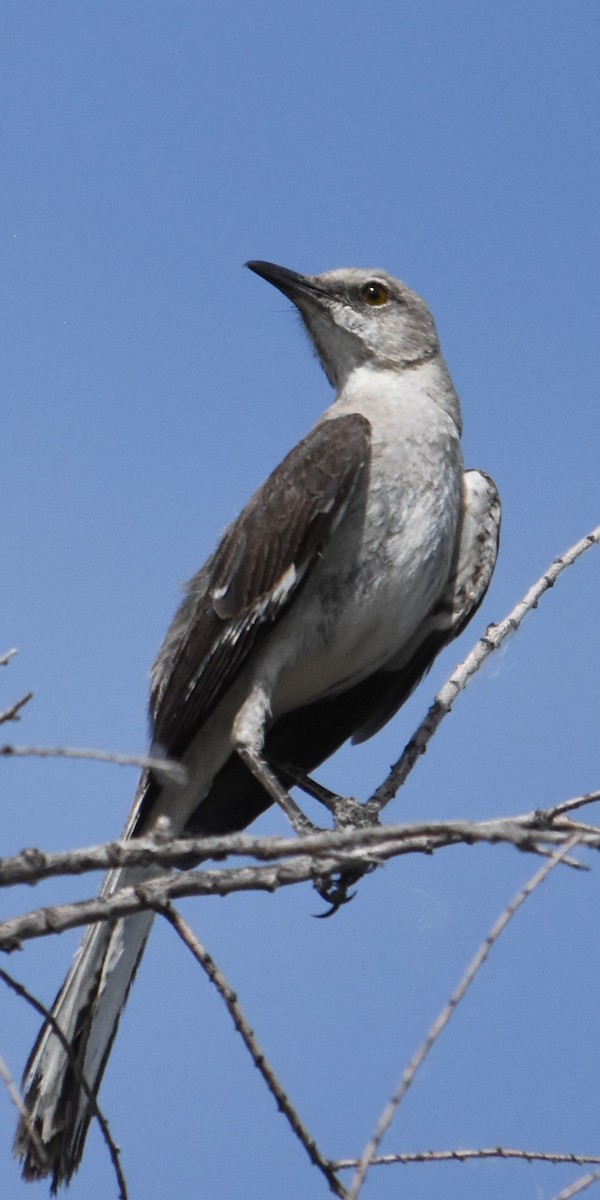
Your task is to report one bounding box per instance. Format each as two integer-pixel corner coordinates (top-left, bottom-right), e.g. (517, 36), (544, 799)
(149, 412), (371, 759)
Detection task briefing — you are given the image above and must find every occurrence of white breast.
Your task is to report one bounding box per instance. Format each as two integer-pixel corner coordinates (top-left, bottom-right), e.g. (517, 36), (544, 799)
(267, 364), (464, 714)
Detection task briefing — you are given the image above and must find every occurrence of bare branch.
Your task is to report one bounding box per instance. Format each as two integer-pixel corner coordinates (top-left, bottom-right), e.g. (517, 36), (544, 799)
(0, 742), (186, 784)
(545, 790), (600, 820)
(0, 693), (33, 726)
(347, 835), (581, 1199)
(2, 802), (598, 891)
(159, 904), (347, 1199)
(0, 857), (355, 951)
(333, 1147), (600, 1168)
(0, 968), (128, 1199)
(370, 523), (600, 812)
(2, 531), (598, 1191)
(0, 815), (596, 951)
(550, 1171), (600, 1200)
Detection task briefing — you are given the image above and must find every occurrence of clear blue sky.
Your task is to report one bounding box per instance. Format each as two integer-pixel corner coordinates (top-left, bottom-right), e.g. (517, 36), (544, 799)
(2, 3), (599, 1198)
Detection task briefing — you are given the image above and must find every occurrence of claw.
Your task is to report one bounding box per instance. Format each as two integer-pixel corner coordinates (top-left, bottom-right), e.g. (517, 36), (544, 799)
(313, 870), (363, 917)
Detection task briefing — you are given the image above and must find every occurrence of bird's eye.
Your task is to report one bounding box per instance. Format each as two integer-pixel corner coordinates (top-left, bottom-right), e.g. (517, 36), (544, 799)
(360, 280), (389, 307)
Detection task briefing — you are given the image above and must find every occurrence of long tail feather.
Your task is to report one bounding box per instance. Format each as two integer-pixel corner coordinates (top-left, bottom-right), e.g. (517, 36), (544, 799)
(14, 866), (156, 1190)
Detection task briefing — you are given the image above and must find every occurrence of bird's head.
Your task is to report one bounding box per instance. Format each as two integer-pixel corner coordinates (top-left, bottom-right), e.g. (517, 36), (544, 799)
(246, 261), (441, 389)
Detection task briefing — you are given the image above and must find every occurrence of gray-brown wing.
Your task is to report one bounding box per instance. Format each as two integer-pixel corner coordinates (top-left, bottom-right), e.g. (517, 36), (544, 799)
(150, 412), (372, 759)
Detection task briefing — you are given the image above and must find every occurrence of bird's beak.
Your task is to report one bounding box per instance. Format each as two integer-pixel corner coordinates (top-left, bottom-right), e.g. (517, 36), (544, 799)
(246, 260), (326, 305)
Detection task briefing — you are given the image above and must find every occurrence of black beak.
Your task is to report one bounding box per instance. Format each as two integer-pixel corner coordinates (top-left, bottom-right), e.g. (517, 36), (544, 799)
(245, 260), (325, 304)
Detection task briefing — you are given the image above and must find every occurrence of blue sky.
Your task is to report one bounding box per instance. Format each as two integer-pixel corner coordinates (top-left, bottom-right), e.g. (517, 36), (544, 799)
(1, 3), (599, 1198)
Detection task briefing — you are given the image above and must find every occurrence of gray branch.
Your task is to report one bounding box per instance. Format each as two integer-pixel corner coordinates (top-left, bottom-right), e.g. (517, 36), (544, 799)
(370, 523), (600, 811)
(1, 808), (598, 951)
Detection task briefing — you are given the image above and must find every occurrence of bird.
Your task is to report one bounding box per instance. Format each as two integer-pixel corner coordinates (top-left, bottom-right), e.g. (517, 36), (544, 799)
(15, 261), (500, 1189)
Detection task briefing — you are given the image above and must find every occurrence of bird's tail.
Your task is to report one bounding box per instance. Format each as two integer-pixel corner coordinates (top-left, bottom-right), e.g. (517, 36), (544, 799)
(14, 864), (157, 1191)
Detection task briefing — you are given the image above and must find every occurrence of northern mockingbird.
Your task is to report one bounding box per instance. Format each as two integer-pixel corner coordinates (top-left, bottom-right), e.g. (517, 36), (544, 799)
(15, 262), (500, 1188)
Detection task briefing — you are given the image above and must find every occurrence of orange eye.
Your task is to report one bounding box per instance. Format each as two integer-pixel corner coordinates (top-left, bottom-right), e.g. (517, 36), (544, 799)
(360, 280), (389, 307)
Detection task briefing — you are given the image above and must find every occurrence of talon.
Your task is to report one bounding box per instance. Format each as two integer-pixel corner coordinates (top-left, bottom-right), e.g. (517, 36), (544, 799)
(313, 870), (362, 917)
(314, 890), (357, 918)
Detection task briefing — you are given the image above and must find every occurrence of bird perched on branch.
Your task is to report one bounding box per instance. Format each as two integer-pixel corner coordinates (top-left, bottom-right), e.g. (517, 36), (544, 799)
(15, 260), (500, 1189)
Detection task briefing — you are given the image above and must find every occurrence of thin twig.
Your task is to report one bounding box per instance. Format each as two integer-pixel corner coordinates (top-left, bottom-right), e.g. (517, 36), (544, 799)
(545, 791), (600, 820)
(370, 524), (600, 812)
(333, 1147), (600, 1168)
(0, 967), (128, 1200)
(347, 835), (581, 1200)
(550, 1171), (600, 1200)
(0, 692), (33, 726)
(0, 742), (186, 784)
(158, 903), (347, 1199)
(0, 1050), (49, 1174)
(0, 648), (18, 667)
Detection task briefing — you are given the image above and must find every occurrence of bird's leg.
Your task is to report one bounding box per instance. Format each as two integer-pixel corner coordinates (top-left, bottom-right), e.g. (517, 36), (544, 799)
(233, 690), (374, 910)
(236, 745), (318, 835)
(272, 760), (341, 814)
(266, 762), (380, 914)
(233, 689), (319, 836)
(276, 762), (376, 836)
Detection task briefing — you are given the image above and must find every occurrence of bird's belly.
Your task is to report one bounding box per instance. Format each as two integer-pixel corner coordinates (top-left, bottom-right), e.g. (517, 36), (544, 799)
(271, 464), (462, 714)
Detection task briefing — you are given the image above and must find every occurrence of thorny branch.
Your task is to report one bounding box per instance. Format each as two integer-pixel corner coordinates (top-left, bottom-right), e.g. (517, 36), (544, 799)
(159, 904), (347, 1199)
(1, 528), (598, 1195)
(1, 793), (599, 890)
(0, 800), (598, 951)
(370, 522), (600, 812)
(346, 836), (581, 1198)
(332, 1149), (600, 1169)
